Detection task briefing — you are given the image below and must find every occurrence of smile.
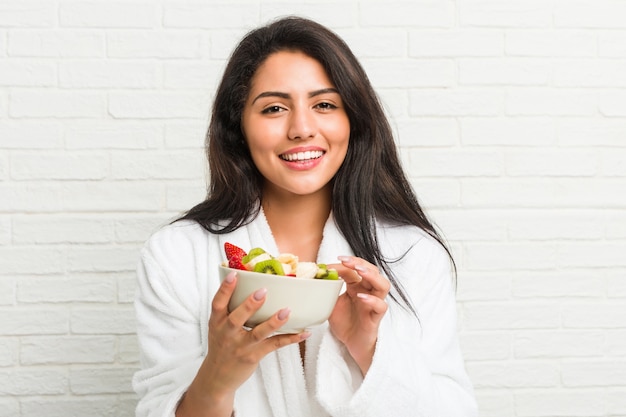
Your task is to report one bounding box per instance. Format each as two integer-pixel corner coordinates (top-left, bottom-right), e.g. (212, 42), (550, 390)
(279, 150), (324, 162)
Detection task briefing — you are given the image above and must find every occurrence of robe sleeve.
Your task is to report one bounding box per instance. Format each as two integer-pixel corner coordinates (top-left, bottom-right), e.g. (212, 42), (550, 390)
(314, 232), (478, 417)
(132, 222), (211, 417)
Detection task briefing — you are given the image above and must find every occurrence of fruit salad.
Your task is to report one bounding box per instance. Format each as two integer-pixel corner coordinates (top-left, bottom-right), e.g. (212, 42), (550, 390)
(223, 242), (339, 280)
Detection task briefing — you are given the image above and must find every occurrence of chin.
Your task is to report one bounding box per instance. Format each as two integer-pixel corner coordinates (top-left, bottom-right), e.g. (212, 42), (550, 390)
(275, 183), (326, 197)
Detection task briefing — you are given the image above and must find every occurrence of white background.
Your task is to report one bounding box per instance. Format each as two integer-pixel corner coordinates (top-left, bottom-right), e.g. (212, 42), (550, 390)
(1, 1), (625, 416)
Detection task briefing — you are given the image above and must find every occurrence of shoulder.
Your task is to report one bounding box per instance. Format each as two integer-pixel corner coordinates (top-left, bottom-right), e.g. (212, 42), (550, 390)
(139, 220), (216, 278)
(137, 220), (217, 311)
(143, 220), (209, 257)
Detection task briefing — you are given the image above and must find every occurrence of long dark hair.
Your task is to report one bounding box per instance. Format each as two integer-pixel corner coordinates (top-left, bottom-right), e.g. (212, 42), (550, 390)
(179, 16), (454, 313)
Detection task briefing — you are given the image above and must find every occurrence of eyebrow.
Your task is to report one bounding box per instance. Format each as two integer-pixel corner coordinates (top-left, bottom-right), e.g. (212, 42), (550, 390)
(251, 88), (340, 104)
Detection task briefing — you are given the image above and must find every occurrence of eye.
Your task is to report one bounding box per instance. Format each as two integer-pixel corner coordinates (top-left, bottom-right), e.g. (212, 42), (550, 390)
(314, 102), (337, 111)
(261, 105), (286, 114)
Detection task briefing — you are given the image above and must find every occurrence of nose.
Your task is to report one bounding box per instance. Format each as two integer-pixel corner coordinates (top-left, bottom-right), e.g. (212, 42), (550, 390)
(287, 107), (316, 140)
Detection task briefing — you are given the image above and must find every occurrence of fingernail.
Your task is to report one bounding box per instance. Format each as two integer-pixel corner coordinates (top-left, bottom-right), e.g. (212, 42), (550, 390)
(253, 288), (267, 301)
(357, 292), (369, 300)
(337, 256), (351, 262)
(277, 307), (290, 321)
(354, 264), (367, 273)
(300, 331), (311, 341)
(225, 271), (236, 284)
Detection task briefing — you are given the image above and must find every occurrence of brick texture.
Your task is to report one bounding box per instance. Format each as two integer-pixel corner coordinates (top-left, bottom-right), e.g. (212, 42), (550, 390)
(1, 1), (624, 416)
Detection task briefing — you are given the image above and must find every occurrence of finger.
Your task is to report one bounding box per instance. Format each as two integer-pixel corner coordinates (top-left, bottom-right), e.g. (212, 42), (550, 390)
(326, 263), (361, 284)
(336, 256), (378, 281)
(226, 287), (267, 329)
(256, 331), (312, 357)
(210, 271), (237, 317)
(336, 256), (390, 297)
(247, 307), (292, 342)
(356, 292), (388, 317)
(353, 264), (391, 297)
(336, 255), (373, 268)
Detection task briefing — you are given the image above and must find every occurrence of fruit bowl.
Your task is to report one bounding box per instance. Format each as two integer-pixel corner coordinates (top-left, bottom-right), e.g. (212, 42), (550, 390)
(218, 265), (344, 333)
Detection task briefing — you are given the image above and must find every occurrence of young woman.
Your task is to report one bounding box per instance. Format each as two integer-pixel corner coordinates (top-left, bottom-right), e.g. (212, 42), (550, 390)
(133, 16), (477, 417)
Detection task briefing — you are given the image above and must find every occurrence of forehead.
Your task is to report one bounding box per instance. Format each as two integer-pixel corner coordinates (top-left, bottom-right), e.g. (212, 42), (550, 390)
(249, 50), (334, 91)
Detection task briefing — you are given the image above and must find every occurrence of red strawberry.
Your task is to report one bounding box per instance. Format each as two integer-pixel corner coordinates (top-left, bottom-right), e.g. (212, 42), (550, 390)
(224, 242), (247, 270)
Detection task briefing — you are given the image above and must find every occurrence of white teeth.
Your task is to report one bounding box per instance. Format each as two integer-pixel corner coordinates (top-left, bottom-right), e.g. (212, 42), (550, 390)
(281, 150), (323, 161)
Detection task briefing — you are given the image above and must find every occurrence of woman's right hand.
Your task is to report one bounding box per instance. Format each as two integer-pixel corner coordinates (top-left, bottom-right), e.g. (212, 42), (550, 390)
(176, 270), (309, 417)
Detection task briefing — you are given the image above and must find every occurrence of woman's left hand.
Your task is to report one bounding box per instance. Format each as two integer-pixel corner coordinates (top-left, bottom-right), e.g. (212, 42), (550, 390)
(327, 256), (390, 375)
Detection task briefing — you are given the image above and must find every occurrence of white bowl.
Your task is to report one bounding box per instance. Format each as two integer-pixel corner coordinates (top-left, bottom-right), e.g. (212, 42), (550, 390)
(218, 266), (344, 333)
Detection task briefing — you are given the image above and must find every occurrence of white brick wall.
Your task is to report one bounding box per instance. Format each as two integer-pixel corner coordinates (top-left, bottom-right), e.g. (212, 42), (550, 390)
(1, 1), (624, 416)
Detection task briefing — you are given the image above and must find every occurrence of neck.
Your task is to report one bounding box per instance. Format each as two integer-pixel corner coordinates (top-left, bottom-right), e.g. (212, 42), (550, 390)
(261, 186), (331, 262)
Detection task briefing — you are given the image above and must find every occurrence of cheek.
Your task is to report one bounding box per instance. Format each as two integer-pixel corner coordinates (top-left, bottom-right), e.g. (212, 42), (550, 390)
(337, 115), (351, 137)
(245, 135), (277, 169)
(251, 138), (275, 154)
(244, 118), (284, 147)
(331, 120), (351, 147)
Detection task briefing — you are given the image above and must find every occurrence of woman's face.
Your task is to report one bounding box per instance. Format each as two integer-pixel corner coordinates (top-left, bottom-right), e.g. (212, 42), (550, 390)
(241, 50), (350, 199)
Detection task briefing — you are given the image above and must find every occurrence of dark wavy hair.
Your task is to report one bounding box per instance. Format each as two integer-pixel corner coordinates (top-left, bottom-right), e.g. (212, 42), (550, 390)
(178, 16), (453, 313)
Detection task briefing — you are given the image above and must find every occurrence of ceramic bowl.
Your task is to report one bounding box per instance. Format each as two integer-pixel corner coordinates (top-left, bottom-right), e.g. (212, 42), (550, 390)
(218, 265), (344, 333)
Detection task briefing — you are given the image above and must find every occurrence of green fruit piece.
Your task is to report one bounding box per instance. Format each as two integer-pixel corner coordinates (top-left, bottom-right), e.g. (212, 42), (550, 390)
(242, 247), (266, 265)
(253, 259), (285, 275)
(326, 269), (339, 280)
(315, 263), (328, 279)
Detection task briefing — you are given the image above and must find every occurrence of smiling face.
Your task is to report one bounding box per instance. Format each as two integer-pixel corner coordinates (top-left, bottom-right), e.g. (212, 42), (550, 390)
(241, 50), (350, 201)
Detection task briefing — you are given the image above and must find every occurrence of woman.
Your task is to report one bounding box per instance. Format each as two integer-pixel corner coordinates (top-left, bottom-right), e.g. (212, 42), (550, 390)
(133, 16), (477, 417)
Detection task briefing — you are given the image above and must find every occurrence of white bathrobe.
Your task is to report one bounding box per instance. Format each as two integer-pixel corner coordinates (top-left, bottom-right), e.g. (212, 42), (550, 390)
(133, 212), (478, 417)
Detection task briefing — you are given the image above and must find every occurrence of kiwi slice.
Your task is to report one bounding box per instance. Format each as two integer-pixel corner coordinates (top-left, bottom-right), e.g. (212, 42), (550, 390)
(253, 259), (285, 275)
(242, 247), (266, 265)
(315, 263), (328, 279)
(326, 269), (339, 280)
(315, 263), (339, 279)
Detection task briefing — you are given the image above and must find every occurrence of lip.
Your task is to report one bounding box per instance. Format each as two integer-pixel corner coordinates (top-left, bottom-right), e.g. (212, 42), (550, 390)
(279, 146), (325, 170)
